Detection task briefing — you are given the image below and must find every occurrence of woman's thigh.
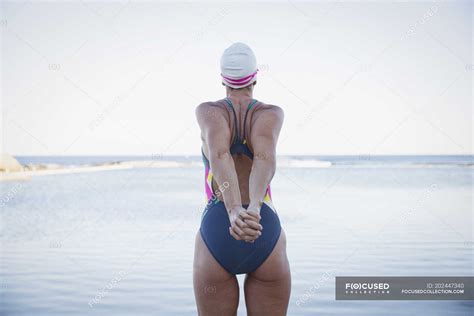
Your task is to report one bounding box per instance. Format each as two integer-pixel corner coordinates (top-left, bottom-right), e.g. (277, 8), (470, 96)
(244, 229), (291, 316)
(193, 232), (239, 316)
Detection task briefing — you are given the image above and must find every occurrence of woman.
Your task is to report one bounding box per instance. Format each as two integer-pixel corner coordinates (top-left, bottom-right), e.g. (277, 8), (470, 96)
(193, 43), (291, 316)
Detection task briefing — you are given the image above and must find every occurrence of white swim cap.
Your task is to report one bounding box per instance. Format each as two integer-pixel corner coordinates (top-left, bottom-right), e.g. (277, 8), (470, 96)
(220, 42), (258, 89)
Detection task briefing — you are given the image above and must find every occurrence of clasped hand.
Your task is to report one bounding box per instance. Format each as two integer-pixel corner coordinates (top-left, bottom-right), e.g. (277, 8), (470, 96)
(228, 204), (262, 242)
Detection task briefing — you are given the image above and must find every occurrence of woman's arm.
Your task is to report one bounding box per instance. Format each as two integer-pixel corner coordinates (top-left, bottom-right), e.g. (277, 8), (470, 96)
(196, 102), (262, 241)
(248, 106), (284, 212)
(196, 102), (242, 211)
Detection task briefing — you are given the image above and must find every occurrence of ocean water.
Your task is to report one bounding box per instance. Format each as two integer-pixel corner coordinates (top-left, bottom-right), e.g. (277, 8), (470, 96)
(15, 155), (474, 168)
(1, 156), (473, 315)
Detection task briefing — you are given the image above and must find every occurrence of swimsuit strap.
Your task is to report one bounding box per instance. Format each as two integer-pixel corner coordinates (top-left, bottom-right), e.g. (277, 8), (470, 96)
(224, 98), (258, 144)
(242, 99), (258, 141)
(224, 98), (240, 143)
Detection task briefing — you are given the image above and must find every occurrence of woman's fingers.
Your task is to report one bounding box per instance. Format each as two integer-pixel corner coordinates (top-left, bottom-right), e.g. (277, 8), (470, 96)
(229, 227), (241, 240)
(242, 218), (262, 231)
(243, 209), (261, 221)
(242, 227), (261, 237)
(230, 225), (257, 241)
(231, 222), (245, 237)
(241, 232), (259, 242)
(227, 208), (264, 241)
(235, 218), (261, 235)
(239, 212), (263, 230)
(240, 210), (260, 220)
(230, 221), (261, 241)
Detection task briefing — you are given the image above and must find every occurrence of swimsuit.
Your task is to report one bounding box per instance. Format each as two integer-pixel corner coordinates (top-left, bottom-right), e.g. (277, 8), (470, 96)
(199, 98), (282, 275)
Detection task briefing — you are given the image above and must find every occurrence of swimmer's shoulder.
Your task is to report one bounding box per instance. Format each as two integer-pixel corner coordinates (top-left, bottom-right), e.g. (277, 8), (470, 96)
(195, 100), (226, 112)
(195, 100), (230, 124)
(252, 101), (284, 125)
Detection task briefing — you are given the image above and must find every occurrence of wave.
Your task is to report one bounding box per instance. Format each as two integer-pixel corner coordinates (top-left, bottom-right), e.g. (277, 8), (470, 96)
(277, 158), (332, 168)
(2, 157), (472, 181)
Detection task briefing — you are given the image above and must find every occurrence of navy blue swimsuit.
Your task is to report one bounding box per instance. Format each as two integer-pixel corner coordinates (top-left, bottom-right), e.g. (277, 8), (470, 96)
(200, 98), (282, 275)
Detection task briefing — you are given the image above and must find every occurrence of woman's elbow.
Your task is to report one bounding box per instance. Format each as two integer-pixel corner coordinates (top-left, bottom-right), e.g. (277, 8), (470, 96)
(254, 151), (276, 164)
(209, 148), (232, 162)
(253, 152), (276, 172)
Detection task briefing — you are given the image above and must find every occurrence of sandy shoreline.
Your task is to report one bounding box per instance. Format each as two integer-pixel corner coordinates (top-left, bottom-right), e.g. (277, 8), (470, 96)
(0, 159), (213, 181)
(1, 158), (471, 182)
(0, 158), (334, 182)
(0, 164), (134, 182)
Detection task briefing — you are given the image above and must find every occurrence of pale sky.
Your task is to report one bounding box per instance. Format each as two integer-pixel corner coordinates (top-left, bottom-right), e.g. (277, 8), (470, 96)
(1, 0), (472, 156)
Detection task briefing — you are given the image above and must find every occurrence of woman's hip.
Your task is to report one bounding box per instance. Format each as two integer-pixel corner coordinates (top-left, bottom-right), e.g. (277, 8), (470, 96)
(199, 201), (282, 275)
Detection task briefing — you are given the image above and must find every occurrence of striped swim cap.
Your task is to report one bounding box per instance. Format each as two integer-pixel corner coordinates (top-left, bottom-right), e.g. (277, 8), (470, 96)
(220, 42), (258, 89)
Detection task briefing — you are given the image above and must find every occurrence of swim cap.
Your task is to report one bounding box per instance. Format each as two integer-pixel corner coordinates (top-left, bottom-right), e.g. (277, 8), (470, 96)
(220, 42), (258, 89)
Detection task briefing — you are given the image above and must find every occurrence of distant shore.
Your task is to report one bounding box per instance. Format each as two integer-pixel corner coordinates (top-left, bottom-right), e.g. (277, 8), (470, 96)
(0, 164), (134, 181)
(0, 160), (197, 182)
(0, 157), (333, 181)
(1, 155), (472, 182)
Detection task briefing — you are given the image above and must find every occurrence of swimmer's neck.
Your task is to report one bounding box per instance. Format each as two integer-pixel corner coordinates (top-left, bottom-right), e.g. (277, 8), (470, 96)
(225, 85), (254, 101)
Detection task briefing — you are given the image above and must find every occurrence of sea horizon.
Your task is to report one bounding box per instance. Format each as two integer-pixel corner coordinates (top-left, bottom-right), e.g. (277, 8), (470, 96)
(14, 154), (474, 168)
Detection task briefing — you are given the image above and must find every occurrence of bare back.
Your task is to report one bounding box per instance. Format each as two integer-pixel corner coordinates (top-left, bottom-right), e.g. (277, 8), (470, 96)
(199, 97), (283, 205)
